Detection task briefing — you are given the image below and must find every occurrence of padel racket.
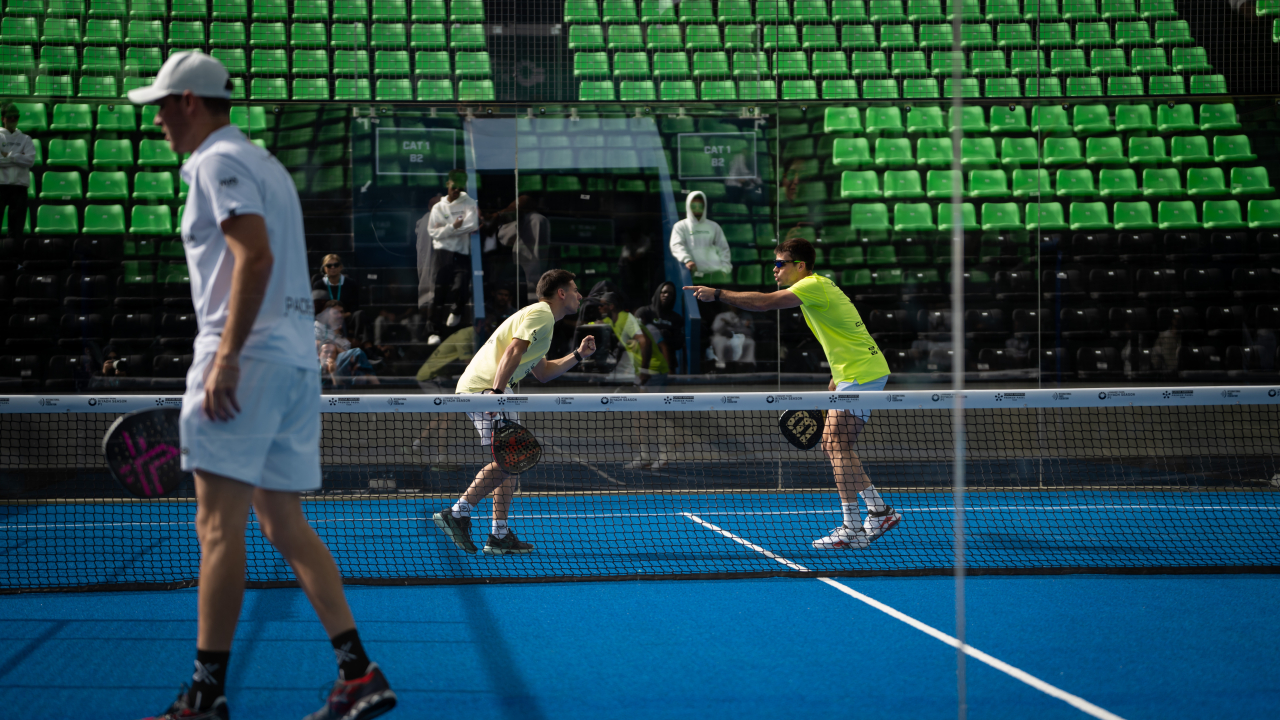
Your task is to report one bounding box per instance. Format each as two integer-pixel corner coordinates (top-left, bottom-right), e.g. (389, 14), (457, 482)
(102, 408), (184, 498)
(491, 417), (542, 474)
(779, 409), (825, 450)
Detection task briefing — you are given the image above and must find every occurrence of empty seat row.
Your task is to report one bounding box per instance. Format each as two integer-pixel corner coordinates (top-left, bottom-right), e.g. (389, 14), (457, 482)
(837, 167), (1275, 200)
(23, 170), (189, 200)
(0, 74), (496, 101)
(11, 138), (182, 167)
(823, 101), (1238, 135)
(564, 0), (1182, 26)
(17, 204), (180, 234)
(830, 135), (1257, 169)
(0, 0), (483, 22)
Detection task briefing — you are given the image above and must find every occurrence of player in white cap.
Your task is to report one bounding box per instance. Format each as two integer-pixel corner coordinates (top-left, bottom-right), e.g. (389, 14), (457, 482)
(130, 52), (396, 720)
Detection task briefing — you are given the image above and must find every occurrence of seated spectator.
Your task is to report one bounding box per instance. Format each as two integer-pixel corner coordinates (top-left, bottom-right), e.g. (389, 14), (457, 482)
(320, 342), (380, 388)
(710, 305), (757, 371)
(312, 253), (360, 316)
(633, 281), (684, 373)
(315, 300), (351, 353)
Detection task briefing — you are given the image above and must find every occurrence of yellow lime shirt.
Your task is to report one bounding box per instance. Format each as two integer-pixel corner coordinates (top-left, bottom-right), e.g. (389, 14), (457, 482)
(786, 274), (890, 384)
(457, 302), (555, 393)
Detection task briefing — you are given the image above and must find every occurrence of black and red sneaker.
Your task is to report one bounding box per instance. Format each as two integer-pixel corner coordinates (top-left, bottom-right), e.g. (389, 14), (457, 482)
(140, 688), (229, 720)
(304, 663), (396, 720)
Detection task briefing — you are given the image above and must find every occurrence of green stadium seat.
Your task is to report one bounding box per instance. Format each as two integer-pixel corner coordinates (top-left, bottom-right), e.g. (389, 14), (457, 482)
(78, 77), (118, 98)
(564, 0), (600, 23)
(1182, 73), (1222, 96)
(850, 202), (892, 234)
(1069, 201), (1111, 230)
(1030, 105), (1071, 133)
(1066, 76), (1104, 97)
(998, 23), (1037, 50)
(823, 79), (860, 98)
(970, 50), (1008, 77)
(92, 139), (132, 167)
(138, 139), (179, 167)
(83, 46), (122, 74)
(1231, 167), (1274, 196)
(213, 0), (247, 19)
(1011, 50), (1049, 76)
(1000, 137), (1040, 168)
(250, 77), (287, 99)
(862, 78), (900, 99)
(937, 202), (979, 231)
(1142, 168), (1183, 198)
(457, 79), (494, 101)
(375, 78), (412, 100)
(1113, 103), (1155, 132)
(35, 75), (75, 97)
(1199, 103), (1241, 131)
(94, 105), (135, 133)
(811, 51), (850, 79)
(1154, 20), (1193, 45)
(374, 50), (410, 75)
(1026, 0), (1064, 21)
(880, 25), (917, 51)
(1050, 48), (1088, 75)
(875, 137), (914, 168)
(1056, 168), (1098, 198)
(1171, 135), (1212, 163)
(1113, 201), (1157, 230)
(409, 0), (446, 21)
(39, 46), (78, 73)
(892, 51), (930, 77)
(294, 49), (331, 74)
(334, 50), (370, 75)
(331, 23), (370, 48)
(981, 202), (1022, 231)
(1130, 47), (1170, 73)
(171, 0), (207, 17)
(1026, 202), (1070, 231)
(1157, 200), (1199, 229)
(686, 25), (722, 51)
(700, 80), (736, 100)
(0, 75), (29, 95)
(51, 103), (92, 131)
(612, 52), (649, 79)
(455, 52), (491, 78)
(0, 18), (40, 43)
(985, 0), (1022, 20)
(830, 246), (866, 266)
(1114, 20), (1152, 47)
(802, 25), (839, 50)
(290, 23), (328, 47)
(1072, 104), (1112, 135)
(1072, 22), (1112, 48)
(252, 48), (289, 73)
(774, 50), (809, 77)
(129, 205), (173, 234)
(894, 203), (936, 232)
(841, 170), (881, 199)
(210, 21), (246, 46)
(740, 79), (778, 99)
(409, 23), (445, 48)
(1202, 200), (1246, 230)
(293, 78), (331, 100)
(969, 169), (1011, 199)
(659, 80), (697, 100)
(250, 0), (287, 19)
(449, 0), (483, 21)
(35, 205), (80, 234)
(723, 25), (758, 50)
(1091, 48), (1129, 74)
(1085, 137), (1126, 166)
(414, 50), (449, 74)
(1043, 137), (1083, 166)
(869, 0), (907, 22)
(990, 105), (1029, 133)
(81, 204), (126, 235)
(908, 0), (945, 22)
(764, 25), (802, 50)
(618, 80), (655, 100)
(410, 78), (449, 100)
(959, 24), (996, 50)
(291, 0), (327, 20)
(717, 0), (754, 22)
(926, 50), (964, 76)
(0, 46), (35, 73)
(1170, 46), (1211, 73)
(1107, 75), (1144, 96)
(1248, 199), (1280, 229)
(825, 106), (863, 133)
(568, 25), (604, 50)
(959, 137), (998, 168)
(1138, 0), (1175, 18)
(884, 170), (925, 199)
(1127, 136), (1168, 166)
(132, 171), (175, 199)
(842, 25), (878, 50)
(1063, 0), (1101, 20)
(371, 23), (407, 48)
(42, 18), (81, 44)
(1036, 23), (1075, 51)
(1187, 168), (1228, 197)
(906, 106), (943, 134)
(914, 137), (950, 169)
(949, 0), (983, 21)
(1148, 75), (1185, 95)
(653, 52), (689, 79)
(47, 138), (88, 167)
(646, 25), (683, 51)
(1157, 103), (1197, 132)
(39, 171), (82, 200)
(902, 77), (939, 98)
(85, 18), (124, 43)
(1214, 135), (1257, 163)
(851, 51), (889, 77)
(919, 24), (953, 50)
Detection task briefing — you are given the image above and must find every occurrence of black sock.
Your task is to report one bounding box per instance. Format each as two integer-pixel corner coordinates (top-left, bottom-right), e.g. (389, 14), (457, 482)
(186, 649), (230, 711)
(331, 628), (371, 681)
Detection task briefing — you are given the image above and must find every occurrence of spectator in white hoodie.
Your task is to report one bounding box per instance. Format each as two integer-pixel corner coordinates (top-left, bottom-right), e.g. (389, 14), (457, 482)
(668, 190), (731, 280)
(417, 169), (479, 344)
(0, 104), (35, 244)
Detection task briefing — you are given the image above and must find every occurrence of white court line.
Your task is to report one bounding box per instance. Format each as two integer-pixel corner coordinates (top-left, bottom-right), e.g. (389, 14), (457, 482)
(681, 512), (1127, 720)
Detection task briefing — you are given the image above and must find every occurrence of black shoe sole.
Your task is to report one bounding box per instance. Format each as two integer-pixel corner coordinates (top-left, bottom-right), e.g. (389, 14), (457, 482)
(432, 512), (477, 554)
(482, 544), (535, 555)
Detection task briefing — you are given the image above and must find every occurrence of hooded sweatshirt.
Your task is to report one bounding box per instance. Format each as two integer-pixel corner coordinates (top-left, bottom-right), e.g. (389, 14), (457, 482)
(426, 191), (480, 254)
(668, 190), (731, 276)
(0, 127), (36, 187)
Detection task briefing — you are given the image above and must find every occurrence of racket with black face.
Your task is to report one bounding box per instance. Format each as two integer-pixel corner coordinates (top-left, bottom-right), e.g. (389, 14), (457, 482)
(102, 408), (184, 498)
(491, 417), (542, 473)
(779, 409), (825, 450)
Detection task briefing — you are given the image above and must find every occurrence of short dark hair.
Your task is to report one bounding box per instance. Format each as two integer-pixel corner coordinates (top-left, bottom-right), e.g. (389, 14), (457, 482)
(776, 237), (816, 270)
(447, 169), (467, 187)
(537, 269), (577, 300)
(200, 94), (232, 117)
(1, 102), (18, 119)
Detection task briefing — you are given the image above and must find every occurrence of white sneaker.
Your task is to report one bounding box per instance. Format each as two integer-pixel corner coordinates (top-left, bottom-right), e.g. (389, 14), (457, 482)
(863, 508), (902, 542)
(623, 459), (652, 469)
(812, 524), (870, 550)
(427, 334), (442, 345)
(446, 312), (461, 327)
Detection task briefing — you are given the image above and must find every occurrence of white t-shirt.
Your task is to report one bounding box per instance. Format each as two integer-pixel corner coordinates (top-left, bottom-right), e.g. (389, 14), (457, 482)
(180, 125), (316, 370)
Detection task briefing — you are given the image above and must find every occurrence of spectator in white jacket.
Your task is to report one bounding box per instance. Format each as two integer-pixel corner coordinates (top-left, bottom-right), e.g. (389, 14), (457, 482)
(0, 104), (35, 244)
(668, 190), (731, 280)
(418, 169), (479, 344)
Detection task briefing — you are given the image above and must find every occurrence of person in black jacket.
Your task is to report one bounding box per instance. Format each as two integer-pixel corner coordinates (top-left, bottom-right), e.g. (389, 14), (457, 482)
(312, 253), (360, 317)
(633, 281), (684, 373)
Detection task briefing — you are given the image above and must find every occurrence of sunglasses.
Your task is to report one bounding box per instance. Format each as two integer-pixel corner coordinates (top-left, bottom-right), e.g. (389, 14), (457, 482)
(324, 263), (342, 268)
(773, 260), (803, 269)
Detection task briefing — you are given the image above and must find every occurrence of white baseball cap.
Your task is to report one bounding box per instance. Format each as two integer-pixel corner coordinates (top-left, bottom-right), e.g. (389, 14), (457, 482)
(127, 51), (232, 105)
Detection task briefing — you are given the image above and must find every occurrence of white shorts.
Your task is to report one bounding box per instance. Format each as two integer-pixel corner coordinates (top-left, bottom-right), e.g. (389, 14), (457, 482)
(181, 353), (322, 491)
(835, 375), (889, 422)
(462, 392), (516, 447)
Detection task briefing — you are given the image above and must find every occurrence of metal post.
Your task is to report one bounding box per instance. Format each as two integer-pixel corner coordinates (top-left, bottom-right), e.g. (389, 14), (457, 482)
(949, 5), (968, 718)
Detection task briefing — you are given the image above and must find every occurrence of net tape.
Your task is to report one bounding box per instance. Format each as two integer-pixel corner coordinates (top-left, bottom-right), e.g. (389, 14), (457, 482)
(3, 387), (1279, 592)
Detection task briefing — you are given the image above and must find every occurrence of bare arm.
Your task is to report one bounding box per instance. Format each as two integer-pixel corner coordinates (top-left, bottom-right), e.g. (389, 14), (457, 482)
(490, 337), (531, 391)
(528, 336), (598, 383)
(684, 286), (802, 312)
(204, 214), (274, 421)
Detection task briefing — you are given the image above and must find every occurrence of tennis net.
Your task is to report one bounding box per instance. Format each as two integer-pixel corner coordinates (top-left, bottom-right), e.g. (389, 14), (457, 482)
(3, 387), (1280, 592)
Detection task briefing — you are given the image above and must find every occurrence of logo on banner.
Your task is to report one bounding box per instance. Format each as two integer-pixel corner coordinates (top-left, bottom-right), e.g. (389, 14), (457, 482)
(434, 397), (443, 405)
(766, 395), (774, 403)
(88, 398), (97, 406)
(156, 397), (182, 407)
(1163, 390), (1194, 400)
(1099, 392), (1108, 400)
(555, 397), (574, 405)
(329, 397), (361, 406)
(1052, 392), (1072, 401)
(887, 394), (906, 403)
(1098, 391), (1135, 400)
(931, 394), (940, 402)
(1220, 390), (1241, 399)
(720, 395), (740, 404)
(664, 396), (695, 405)
(386, 398), (407, 407)
(1270, 389), (1278, 398)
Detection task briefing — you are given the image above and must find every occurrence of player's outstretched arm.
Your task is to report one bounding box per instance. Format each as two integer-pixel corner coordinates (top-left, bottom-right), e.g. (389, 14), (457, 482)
(530, 336), (597, 383)
(684, 286), (801, 312)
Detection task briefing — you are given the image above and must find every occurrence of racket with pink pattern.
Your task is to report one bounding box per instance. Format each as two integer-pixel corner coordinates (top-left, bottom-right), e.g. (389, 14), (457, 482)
(102, 408), (184, 498)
